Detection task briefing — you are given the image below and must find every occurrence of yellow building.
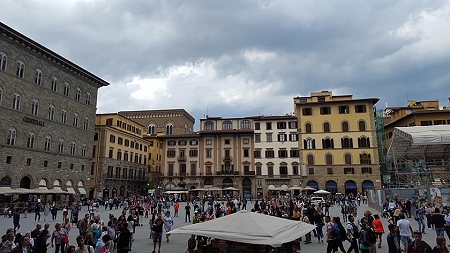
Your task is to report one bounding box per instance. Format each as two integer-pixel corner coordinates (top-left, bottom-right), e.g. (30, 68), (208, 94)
(294, 91), (381, 194)
(143, 135), (164, 194)
(384, 100), (450, 148)
(92, 114), (152, 198)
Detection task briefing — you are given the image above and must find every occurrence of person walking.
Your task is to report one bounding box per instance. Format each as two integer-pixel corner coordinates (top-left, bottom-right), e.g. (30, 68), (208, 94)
(302, 210), (312, 244)
(35, 202), (42, 222)
(432, 236), (449, 253)
(387, 224), (401, 253)
(44, 203), (51, 222)
(432, 208), (446, 237)
(346, 215), (359, 253)
(407, 231), (432, 253)
(397, 213), (414, 253)
(51, 204), (57, 221)
(163, 211), (174, 243)
(173, 201), (179, 217)
(151, 213), (164, 253)
(51, 223), (68, 253)
(117, 222), (131, 253)
(372, 214), (385, 249)
(13, 208), (20, 233)
(415, 206), (426, 234)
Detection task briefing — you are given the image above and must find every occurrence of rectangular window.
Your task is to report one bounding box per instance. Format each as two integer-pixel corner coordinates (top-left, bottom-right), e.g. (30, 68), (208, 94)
(320, 107), (331, 115)
(292, 165), (298, 175)
(58, 162), (62, 168)
(26, 158), (31, 166)
(224, 139), (230, 145)
(255, 122), (260, 130)
(117, 137), (123, 145)
(277, 122), (287, 129)
(178, 140), (187, 146)
(280, 166), (288, 175)
(254, 149), (261, 158)
(420, 121), (432, 126)
(362, 167), (372, 174)
(265, 149), (274, 158)
(289, 133), (298, 141)
(206, 139), (212, 145)
(344, 167), (355, 174)
(255, 134), (261, 143)
(288, 121), (297, 129)
(266, 133), (272, 142)
(266, 122), (272, 130)
(302, 108), (312, 116)
(327, 168), (333, 174)
(44, 160), (48, 167)
(256, 166), (262, 176)
(106, 118), (113, 126)
(318, 97), (325, 102)
(268, 166), (273, 176)
(339, 105), (349, 114)
(190, 163), (197, 176)
(243, 138), (249, 144)
(190, 140), (198, 145)
(189, 149), (198, 157)
(70, 163), (74, 170)
(108, 148), (113, 158)
(6, 156), (12, 164)
(167, 141), (176, 146)
(109, 135), (115, 143)
(206, 149), (212, 158)
(243, 149), (249, 157)
(355, 105), (366, 113)
(167, 150), (176, 158)
(308, 167), (314, 174)
(278, 133), (287, 142)
(278, 150), (288, 158)
(434, 120), (446, 125)
(290, 149), (299, 158)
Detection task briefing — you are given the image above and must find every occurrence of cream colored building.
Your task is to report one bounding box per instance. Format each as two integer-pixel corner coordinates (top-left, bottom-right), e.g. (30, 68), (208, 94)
(93, 114), (152, 197)
(294, 91), (381, 194)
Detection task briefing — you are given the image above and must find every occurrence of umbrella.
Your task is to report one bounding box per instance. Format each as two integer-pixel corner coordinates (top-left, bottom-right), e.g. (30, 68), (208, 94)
(288, 185), (304, 190)
(303, 186), (317, 191)
(168, 210), (316, 247)
(223, 187), (240, 191)
(314, 189), (331, 194)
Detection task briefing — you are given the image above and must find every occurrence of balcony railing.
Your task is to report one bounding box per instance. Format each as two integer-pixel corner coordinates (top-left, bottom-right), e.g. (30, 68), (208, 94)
(222, 156), (233, 162)
(243, 171), (255, 176)
(216, 170), (239, 175)
(177, 156), (187, 162)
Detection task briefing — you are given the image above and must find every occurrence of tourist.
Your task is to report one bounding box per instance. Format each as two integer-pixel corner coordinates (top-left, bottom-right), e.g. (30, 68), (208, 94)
(372, 214), (385, 248)
(51, 223), (68, 253)
(117, 222), (130, 253)
(185, 202), (191, 222)
(163, 211), (174, 243)
(407, 231), (432, 253)
(11, 236), (31, 253)
(151, 213), (164, 253)
(75, 235), (94, 253)
(432, 236), (449, 253)
(12, 209), (20, 234)
(432, 208), (446, 237)
(397, 213), (413, 253)
(346, 215), (359, 253)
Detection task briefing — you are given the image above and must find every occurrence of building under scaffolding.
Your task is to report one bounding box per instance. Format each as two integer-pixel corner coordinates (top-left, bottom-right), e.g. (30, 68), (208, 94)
(386, 125), (450, 188)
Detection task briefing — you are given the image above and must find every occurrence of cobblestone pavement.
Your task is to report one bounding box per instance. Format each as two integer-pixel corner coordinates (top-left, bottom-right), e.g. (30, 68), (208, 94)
(0, 202), (439, 253)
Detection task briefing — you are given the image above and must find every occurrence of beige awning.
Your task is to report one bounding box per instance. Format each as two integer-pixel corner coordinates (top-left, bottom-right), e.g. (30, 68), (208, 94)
(66, 187), (76, 194)
(78, 188), (87, 195)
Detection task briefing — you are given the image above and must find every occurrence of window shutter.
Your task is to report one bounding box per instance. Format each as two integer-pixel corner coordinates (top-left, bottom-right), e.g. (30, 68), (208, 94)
(312, 139), (316, 149)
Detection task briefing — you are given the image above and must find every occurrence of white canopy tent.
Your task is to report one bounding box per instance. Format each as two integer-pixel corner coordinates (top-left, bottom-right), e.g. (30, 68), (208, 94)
(168, 210), (316, 247)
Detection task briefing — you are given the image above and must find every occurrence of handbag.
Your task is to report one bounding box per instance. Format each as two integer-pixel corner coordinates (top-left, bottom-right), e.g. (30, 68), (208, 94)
(58, 231), (69, 244)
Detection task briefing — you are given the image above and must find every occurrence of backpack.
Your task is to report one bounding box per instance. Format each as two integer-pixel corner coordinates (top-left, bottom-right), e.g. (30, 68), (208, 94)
(338, 223), (347, 241)
(367, 228), (377, 244)
(349, 223), (360, 239)
(331, 223), (341, 240)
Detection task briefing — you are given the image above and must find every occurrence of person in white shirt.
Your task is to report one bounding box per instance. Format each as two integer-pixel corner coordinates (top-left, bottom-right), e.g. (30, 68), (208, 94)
(396, 213), (413, 253)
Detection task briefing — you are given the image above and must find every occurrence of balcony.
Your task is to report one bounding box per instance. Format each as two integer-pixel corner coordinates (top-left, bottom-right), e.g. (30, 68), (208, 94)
(179, 171), (187, 177)
(216, 170), (239, 176)
(177, 156), (187, 162)
(243, 171), (255, 176)
(222, 156), (233, 162)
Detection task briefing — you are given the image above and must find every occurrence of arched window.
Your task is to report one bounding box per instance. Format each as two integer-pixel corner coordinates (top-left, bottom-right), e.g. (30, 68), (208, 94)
(7, 128), (16, 145)
(358, 120), (366, 131)
(322, 138), (334, 149)
(81, 144), (87, 157)
(325, 154), (333, 165)
(344, 154), (352, 164)
(241, 120), (251, 129)
(70, 141), (76, 155)
(307, 154), (314, 165)
(148, 124), (155, 134)
(34, 69), (42, 85)
(48, 105), (55, 120)
(73, 113), (79, 127)
(63, 82), (70, 96)
(27, 132), (35, 148)
(83, 117), (89, 130)
(0, 52), (7, 71)
(342, 121), (349, 132)
(44, 135), (52, 151)
(86, 92), (91, 105)
(31, 99), (39, 115)
(341, 137), (353, 148)
(305, 123), (312, 133)
(223, 120), (232, 129)
(358, 137), (370, 148)
(204, 121), (214, 130)
(360, 153), (371, 164)
(75, 88), (81, 101)
(51, 77), (58, 91)
(58, 139), (64, 153)
(16, 61), (25, 77)
(166, 123), (173, 135)
(61, 109), (67, 124)
(304, 139), (315, 149)
(323, 122), (330, 133)
(12, 93), (20, 110)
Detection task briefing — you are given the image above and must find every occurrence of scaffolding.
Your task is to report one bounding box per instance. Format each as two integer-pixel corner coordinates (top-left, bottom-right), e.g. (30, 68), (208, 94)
(386, 125), (450, 188)
(375, 108), (388, 184)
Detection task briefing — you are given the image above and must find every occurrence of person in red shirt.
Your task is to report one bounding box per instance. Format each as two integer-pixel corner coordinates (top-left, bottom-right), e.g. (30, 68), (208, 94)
(173, 201), (179, 217)
(372, 214), (385, 248)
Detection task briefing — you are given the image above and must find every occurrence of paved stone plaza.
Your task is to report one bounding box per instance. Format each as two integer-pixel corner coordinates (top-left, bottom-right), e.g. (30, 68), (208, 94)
(0, 202), (440, 253)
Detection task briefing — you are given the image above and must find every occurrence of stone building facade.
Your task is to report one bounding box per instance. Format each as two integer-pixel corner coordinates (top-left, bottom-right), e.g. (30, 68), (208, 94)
(0, 22), (108, 197)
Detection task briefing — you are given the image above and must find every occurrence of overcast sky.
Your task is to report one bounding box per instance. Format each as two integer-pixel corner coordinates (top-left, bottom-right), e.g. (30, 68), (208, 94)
(2, 0), (450, 128)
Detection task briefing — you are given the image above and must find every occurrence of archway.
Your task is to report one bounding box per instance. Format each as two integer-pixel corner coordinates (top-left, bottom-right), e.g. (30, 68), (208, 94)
(361, 180), (374, 194)
(112, 187), (117, 197)
(325, 180), (338, 193)
(20, 176), (31, 189)
(222, 178), (234, 197)
(0, 176), (12, 187)
(119, 186), (125, 197)
(344, 180), (358, 196)
(204, 178), (213, 186)
(306, 180), (318, 190)
(242, 178), (251, 199)
(103, 186), (110, 199)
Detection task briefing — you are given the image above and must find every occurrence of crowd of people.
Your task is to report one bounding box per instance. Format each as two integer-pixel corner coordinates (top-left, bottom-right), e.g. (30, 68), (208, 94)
(1, 193), (450, 253)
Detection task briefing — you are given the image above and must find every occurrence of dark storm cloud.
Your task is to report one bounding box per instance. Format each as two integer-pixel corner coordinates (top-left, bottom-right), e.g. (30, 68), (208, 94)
(1, 0), (450, 124)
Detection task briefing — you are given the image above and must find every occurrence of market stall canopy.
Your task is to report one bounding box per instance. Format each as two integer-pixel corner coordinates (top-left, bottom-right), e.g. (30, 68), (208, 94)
(314, 189), (331, 195)
(223, 187), (240, 191)
(164, 190), (189, 194)
(205, 187), (223, 191)
(288, 185), (303, 190)
(168, 210), (316, 247)
(303, 186), (317, 191)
